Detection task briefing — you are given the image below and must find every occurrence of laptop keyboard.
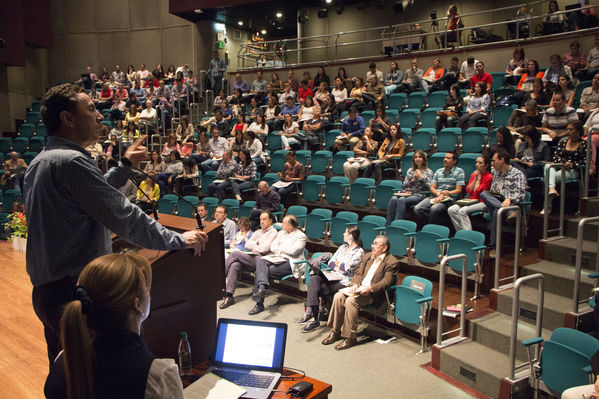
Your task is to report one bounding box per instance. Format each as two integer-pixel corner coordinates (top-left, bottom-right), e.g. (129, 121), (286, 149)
(212, 369), (275, 388)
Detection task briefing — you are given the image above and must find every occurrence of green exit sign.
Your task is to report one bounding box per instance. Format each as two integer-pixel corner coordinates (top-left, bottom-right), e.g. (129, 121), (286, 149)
(217, 40), (224, 49)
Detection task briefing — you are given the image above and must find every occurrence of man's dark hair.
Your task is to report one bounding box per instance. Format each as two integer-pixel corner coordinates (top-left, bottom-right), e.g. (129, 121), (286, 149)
(260, 210), (274, 221)
(495, 148), (511, 164)
(369, 62), (376, 69)
(467, 56), (475, 64)
(41, 84), (81, 136)
(552, 91), (566, 101)
(451, 56), (459, 62)
(197, 203), (208, 212)
(216, 205), (228, 215)
(286, 214), (298, 228)
(447, 151), (459, 162)
(349, 106), (358, 114)
(286, 96), (294, 102)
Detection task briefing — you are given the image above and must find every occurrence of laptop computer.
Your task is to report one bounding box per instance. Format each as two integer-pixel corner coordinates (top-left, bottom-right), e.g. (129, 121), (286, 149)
(208, 318), (288, 399)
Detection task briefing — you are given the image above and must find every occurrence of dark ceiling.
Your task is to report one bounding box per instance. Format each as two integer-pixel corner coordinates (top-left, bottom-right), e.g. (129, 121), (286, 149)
(170, 0), (364, 39)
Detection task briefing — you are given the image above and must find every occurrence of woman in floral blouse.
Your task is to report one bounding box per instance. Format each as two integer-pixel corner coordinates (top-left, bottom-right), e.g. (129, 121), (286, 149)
(298, 226), (365, 332)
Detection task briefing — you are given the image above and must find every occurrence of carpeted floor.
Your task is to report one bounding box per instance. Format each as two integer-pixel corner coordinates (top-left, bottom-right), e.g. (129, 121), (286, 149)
(217, 283), (476, 399)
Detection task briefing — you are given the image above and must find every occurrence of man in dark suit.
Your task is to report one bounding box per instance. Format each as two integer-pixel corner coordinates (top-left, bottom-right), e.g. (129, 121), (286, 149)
(321, 235), (399, 350)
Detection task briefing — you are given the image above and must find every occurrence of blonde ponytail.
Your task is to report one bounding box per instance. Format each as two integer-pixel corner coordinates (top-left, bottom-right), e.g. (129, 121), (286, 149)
(60, 300), (93, 399)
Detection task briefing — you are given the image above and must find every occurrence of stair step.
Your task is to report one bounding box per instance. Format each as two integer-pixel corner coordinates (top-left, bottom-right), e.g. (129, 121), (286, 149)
(470, 312), (552, 363)
(544, 237), (598, 269)
(522, 260), (595, 298)
(585, 198), (599, 217)
(495, 285), (592, 331)
(566, 217), (599, 241)
(439, 341), (511, 399)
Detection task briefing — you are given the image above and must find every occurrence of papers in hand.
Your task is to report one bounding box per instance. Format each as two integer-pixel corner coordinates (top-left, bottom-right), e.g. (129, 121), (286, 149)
(339, 286), (363, 297)
(271, 181), (293, 189)
(212, 179), (226, 183)
(261, 254), (287, 264)
(320, 269), (344, 282)
(394, 191), (412, 197)
(184, 372), (246, 399)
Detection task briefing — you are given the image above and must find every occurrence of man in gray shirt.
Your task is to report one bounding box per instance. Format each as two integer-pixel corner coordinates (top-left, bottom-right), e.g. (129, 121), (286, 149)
(398, 58), (424, 93)
(207, 50), (227, 94)
(24, 84), (207, 364)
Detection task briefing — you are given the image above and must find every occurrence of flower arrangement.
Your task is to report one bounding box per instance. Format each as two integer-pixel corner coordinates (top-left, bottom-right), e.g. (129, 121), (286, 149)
(4, 212), (27, 241)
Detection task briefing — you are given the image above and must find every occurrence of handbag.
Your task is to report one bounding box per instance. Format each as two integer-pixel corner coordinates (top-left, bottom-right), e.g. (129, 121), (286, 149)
(456, 198), (479, 206)
(437, 110), (457, 118)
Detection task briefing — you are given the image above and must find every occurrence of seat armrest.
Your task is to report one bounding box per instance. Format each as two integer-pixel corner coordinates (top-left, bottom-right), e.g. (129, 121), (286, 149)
(521, 337), (543, 347)
(416, 296), (434, 304)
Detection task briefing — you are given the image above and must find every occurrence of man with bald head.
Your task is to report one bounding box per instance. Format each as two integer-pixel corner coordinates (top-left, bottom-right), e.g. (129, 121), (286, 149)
(249, 181), (281, 230)
(1, 151), (27, 191)
(249, 215), (307, 315)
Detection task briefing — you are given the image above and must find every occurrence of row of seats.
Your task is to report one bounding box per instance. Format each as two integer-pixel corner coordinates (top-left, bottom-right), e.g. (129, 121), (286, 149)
(0, 137), (45, 155)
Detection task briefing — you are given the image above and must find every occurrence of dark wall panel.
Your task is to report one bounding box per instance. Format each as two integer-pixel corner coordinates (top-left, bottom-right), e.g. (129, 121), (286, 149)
(0, 0), (26, 66)
(24, 0), (52, 48)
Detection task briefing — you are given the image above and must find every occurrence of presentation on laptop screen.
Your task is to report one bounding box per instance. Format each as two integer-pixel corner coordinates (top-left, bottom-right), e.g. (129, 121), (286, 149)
(214, 320), (286, 370)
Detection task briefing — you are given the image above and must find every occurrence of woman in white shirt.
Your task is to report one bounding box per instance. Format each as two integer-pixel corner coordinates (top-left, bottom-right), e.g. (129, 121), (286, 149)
(244, 130), (266, 165)
(264, 96), (280, 133)
(331, 77), (348, 111)
(247, 112), (269, 139)
(297, 96), (317, 128)
(280, 114), (300, 150)
(44, 253), (184, 399)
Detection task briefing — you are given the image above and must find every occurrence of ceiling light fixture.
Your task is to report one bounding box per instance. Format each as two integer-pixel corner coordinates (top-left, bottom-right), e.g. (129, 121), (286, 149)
(317, 8), (328, 18)
(261, 29), (267, 34)
(276, 12), (283, 18)
(325, 0), (333, 3)
(193, 9), (203, 13)
(238, 21), (243, 26)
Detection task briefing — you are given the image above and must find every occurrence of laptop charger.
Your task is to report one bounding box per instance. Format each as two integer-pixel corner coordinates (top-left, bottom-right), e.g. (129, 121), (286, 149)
(288, 381), (313, 397)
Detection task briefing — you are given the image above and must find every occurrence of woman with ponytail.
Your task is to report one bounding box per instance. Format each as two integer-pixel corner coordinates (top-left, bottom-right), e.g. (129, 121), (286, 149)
(298, 226), (364, 333)
(44, 253), (184, 399)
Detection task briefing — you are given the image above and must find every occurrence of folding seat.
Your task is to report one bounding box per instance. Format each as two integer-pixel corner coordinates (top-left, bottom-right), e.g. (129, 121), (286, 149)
(18, 123), (35, 138)
(407, 224), (449, 265)
(300, 175), (326, 202)
(436, 128), (460, 153)
(22, 152), (38, 165)
(374, 179), (403, 211)
(285, 205), (308, 229)
(388, 93), (407, 110)
(491, 105), (516, 129)
(267, 132), (282, 151)
(420, 108), (441, 129)
(220, 198), (240, 220)
(407, 92), (427, 110)
(332, 151), (353, 175)
(310, 150), (331, 174)
(28, 137), (45, 153)
(329, 211), (358, 245)
(399, 109), (419, 130)
(387, 219), (417, 257)
(324, 176), (349, 204)
(238, 200), (256, 219)
(457, 153), (480, 180)
(270, 150), (289, 173)
(295, 150), (312, 170)
(1, 189), (21, 212)
(157, 195), (177, 215)
(427, 152), (445, 173)
(400, 152), (414, 178)
(357, 215), (386, 250)
(305, 208), (333, 240)
(461, 127), (487, 153)
(178, 196), (199, 218)
(411, 128), (435, 152)
(200, 170), (216, 194)
(325, 130), (340, 151)
(262, 172), (280, 187)
(34, 123), (47, 137)
(348, 177), (375, 207)
(446, 230), (486, 299)
(427, 91), (448, 108)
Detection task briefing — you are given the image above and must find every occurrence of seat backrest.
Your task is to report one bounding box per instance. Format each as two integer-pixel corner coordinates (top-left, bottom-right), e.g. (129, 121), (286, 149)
(332, 151), (353, 175)
(238, 200), (256, 219)
(387, 225), (411, 257)
(305, 213), (329, 240)
(325, 176), (349, 204)
(336, 211), (358, 223)
(388, 93), (407, 110)
(407, 92), (427, 109)
(436, 130), (459, 153)
(421, 109), (442, 129)
(270, 150), (289, 172)
(399, 109), (419, 130)
(428, 91), (449, 108)
(454, 230), (485, 246)
(492, 105), (516, 128)
(490, 72), (505, 91)
(389, 219), (417, 232)
(461, 130), (484, 153)
(551, 328), (599, 359)
(421, 224), (450, 238)
(263, 172), (280, 187)
(18, 123), (35, 138)
(330, 215), (354, 244)
(540, 340), (594, 395)
(311, 151), (331, 174)
(362, 215), (385, 226)
(350, 178), (375, 207)
(414, 229), (446, 264)
(392, 276), (433, 325)
(447, 237), (479, 273)
(457, 153), (479, 178)
(374, 180), (403, 210)
(428, 152), (445, 172)
(311, 208), (333, 219)
(401, 152), (414, 177)
(157, 197), (176, 214)
(412, 129), (434, 151)
(302, 175), (325, 202)
(267, 132), (282, 151)
(357, 220), (384, 250)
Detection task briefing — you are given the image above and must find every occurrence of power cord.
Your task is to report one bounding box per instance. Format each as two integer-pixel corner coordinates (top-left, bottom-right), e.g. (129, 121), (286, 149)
(279, 366), (306, 381)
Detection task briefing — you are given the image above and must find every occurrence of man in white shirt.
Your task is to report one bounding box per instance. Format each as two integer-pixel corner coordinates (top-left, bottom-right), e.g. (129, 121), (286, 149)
(220, 211), (278, 309)
(249, 215), (307, 315)
(200, 127), (229, 172)
(139, 100), (157, 128)
(321, 236), (399, 350)
(213, 205), (238, 247)
(365, 62), (384, 83)
(459, 57), (478, 88)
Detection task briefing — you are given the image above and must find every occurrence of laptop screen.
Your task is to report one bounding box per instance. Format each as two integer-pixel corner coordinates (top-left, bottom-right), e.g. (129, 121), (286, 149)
(213, 318), (287, 372)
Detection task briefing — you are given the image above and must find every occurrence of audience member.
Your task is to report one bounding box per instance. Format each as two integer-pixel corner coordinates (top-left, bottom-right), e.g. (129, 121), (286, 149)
(245, 129), (267, 165)
(563, 41), (587, 73)
(1, 151), (27, 191)
(421, 58), (444, 93)
(302, 107), (327, 150)
(542, 54), (573, 87)
(386, 150), (433, 225)
(208, 150), (238, 200)
(584, 107), (599, 175)
(557, 74), (575, 108)
(457, 82), (490, 129)
(270, 72), (283, 92)
(580, 73), (599, 116)
(232, 73), (250, 94)
(44, 253), (185, 399)
(144, 150), (165, 174)
(299, 226), (365, 333)
(507, 100), (543, 132)
(470, 61), (493, 94)
(433, 56), (460, 91)
(414, 152), (465, 226)
(459, 57), (478, 88)
(542, 121), (586, 214)
(313, 67), (331, 88)
(249, 215), (307, 315)
(504, 47), (528, 86)
(280, 113), (301, 150)
(231, 149), (258, 201)
(363, 76), (385, 109)
(298, 96), (318, 128)
(213, 205), (238, 247)
(523, 78), (551, 109)
(251, 70), (267, 103)
(111, 64), (126, 85)
(135, 173), (160, 213)
(575, 34), (599, 81)
(174, 158), (198, 195)
(321, 235), (398, 350)
(542, 91), (578, 143)
(516, 60), (544, 93)
(480, 149), (526, 258)
(175, 116), (193, 141)
(489, 126), (516, 158)
(512, 125), (551, 178)
(331, 77), (348, 111)
(384, 61), (403, 95)
(161, 133), (180, 159)
(398, 58), (424, 93)
(298, 79), (313, 103)
(314, 81), (330, 103)
(369, 105), (392, 142)
(272, 151), (305, 207)
(264, 97), (280, 132)
(200, 127), (228, 172)
(362, 124), (405, 183)
(447, 155), (492, 231)
(343, 127), (379, 183)
(287, 70), (299, 92)
(156, 150), (183, 194)
(365, 62), (384, 83)
(335, 107), (365, 151)
(191, 131), (211, 164)
(229, 217), (254, 251)
(436, 84), (462, 131)
(278, 82), (297, 105)
(220, 211), (278, 309)
(249, 182), (281, 230)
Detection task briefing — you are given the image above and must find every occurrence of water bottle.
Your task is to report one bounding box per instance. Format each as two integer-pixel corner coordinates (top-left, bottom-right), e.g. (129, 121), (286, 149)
(178, 331), (193, 377)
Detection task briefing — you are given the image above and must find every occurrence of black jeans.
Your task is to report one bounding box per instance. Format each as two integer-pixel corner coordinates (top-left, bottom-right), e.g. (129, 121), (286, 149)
(32, 276), (78, 366)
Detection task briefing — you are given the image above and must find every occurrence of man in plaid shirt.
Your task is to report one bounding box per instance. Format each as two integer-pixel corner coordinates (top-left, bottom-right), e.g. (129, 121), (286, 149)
(480, 149), (526, 258)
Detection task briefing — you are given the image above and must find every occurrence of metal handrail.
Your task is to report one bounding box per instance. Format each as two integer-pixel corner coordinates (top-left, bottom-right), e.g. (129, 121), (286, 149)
(236, 2), (598, 70)
(542, 163), (566, 240)
(508, 273), (544, 381)
(584, 128), (599, 199)
(494, 205), (522, 289)
(573, 216), (599, 313)
(435, 254), (469, 347)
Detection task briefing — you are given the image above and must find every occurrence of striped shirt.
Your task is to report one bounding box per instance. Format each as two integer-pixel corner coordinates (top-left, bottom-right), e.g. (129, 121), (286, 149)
(431, 166), (466, 192)
(542, 106), (578, 134)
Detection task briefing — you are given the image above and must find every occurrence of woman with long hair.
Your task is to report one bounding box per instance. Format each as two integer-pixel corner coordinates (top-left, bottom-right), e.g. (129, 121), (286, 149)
(270, 72), (283, 92)
(190, 131), (211, 164)
(125, 104), (140, 126)
(363, 123), (405, 183)
(244, 130), (266, 165)
(489, 126), (516, 158)
(144, 150), (165, 174)
(175, 115), (194, 141)
(447, 155), (492, 231)
(264, 96), (280, 132)
(369, 104), (392, 142)
(386, 150), (433, 225)
(457, 81), (490, 129)
(123, 121), (140, 143)
(229, 149), (257, 201)
(247, 112), (269, 139)
(556, 74), (575, 107)
(136, 173), (161, 213)
(313, 66), (330, 88)
(44, 253), (184, 399)
(436, 84), (462, 131)
(298, 226), (365, 332)
(512, 125), (550, 178)
(523, 78), (550, 108)
(175, 157), (199, 195)
(516, 60), (544, 92)
(314, 81), (330, 103)
(298, 96), (317, 128)
(280, 113), (300, 150)
(542, 121), (586, 214)
(156, 150), (184, 193)
(161, 133), (180, 159)
(384, 61), (402, 95)
(504, 47), (528, 86)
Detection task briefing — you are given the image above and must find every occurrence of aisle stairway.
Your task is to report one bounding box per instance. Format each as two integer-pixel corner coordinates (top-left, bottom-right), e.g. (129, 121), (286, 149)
(432, 199), (599, 399)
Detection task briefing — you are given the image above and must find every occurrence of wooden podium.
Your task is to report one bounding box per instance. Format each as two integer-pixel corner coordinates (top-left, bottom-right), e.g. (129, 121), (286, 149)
(112, 214), (225, 363)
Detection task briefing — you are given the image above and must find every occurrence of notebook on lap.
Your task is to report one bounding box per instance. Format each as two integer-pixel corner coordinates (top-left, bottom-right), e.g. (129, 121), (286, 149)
(208, 318), (288, 399)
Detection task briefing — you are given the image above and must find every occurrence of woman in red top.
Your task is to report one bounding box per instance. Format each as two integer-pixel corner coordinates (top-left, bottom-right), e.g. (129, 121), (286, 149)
(447, 155), (492, 231)
(230, 113), (248, 137)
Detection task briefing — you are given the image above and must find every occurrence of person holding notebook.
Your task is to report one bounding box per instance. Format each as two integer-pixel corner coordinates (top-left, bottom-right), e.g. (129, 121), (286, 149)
(249, 215), (306, 315)
(321, 235), (399, 350)
(298, 226), (364, 333)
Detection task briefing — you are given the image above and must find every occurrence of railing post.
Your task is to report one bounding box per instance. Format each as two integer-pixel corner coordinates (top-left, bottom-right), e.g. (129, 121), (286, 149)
(509, 273), (544, 380)
(573, 216), (599, 313)
(543, 163), (565, 240)
(436, 254), (468, 347)
(494, 205), (522, 289)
